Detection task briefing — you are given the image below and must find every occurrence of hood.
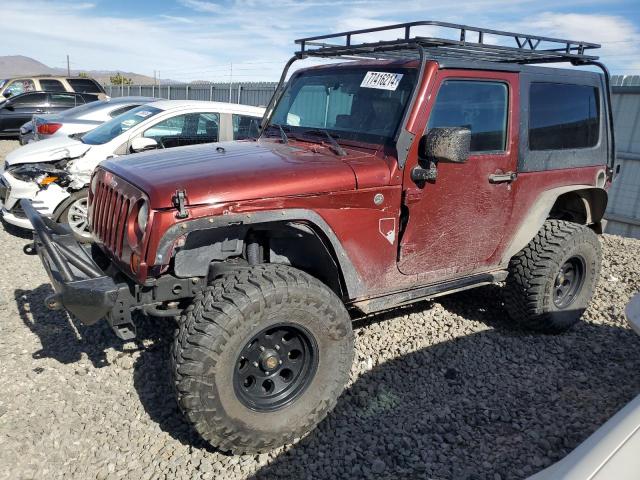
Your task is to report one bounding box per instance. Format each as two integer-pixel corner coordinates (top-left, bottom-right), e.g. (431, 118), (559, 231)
(100, 140), (372, 209)
(5, 135), (91, 167)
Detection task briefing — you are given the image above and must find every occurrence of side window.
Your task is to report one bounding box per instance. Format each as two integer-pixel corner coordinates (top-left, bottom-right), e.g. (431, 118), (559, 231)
(143, 114), (186, 140)
(232, 114), (260, 140)
(39, 79), (66, 92)
(50, 93), (78, 107)
(427, 80), (508, 152)
(109, 105), (138, 118)
(5, 79), (35, 97)
(12, 93), (47, 107)
(67, 78), (103, 94)
(529, 83), (599, 150)
(195, 113), (220, 141)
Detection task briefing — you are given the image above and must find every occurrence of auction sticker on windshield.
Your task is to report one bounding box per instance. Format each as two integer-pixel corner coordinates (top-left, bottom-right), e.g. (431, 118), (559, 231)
(135, 110), (154, 118)
(360, 72), (404, 91)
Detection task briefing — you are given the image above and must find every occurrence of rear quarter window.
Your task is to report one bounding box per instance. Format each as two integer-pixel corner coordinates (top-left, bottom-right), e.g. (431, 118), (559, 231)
(529, 83), (599, 150)
(39, 79), (66, 92)
(67, 78), (104, 94)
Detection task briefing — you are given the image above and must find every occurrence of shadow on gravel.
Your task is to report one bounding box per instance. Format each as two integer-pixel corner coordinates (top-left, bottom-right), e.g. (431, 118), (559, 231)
(249, 286), (640, 480)
(15, 284), (162, 368)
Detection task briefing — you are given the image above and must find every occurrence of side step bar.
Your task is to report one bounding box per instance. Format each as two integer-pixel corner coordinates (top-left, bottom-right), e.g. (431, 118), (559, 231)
(351, 270), (508, 314)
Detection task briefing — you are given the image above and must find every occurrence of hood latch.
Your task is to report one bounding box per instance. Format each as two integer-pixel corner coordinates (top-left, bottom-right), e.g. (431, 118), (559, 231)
(173, 190), (189, 219)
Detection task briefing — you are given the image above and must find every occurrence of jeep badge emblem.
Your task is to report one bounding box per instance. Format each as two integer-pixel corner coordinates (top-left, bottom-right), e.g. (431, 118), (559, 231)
(374, 193), (384, 206)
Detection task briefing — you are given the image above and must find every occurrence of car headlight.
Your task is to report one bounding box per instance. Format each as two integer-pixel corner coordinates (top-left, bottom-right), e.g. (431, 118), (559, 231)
(137, 200), (149, 232)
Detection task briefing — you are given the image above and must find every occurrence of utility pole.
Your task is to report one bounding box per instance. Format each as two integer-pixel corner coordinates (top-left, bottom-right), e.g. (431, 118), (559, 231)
(66, 55), (70, 76)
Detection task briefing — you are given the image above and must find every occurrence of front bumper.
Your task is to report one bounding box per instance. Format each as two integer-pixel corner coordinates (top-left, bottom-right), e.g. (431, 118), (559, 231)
(21, 198), (120, 326)
(21, 198), (206, 340)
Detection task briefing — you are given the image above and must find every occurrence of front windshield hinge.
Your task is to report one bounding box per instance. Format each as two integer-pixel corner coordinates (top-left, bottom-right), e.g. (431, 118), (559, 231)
(173, 190), (189, 219)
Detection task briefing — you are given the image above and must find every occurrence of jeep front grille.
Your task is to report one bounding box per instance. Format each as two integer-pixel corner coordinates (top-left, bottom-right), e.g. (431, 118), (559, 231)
(91, 178), (131, 259)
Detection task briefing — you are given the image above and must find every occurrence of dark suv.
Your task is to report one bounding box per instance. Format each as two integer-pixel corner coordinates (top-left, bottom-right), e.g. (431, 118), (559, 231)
(0, 91), (100, 137)
(23, 22), (616, 454)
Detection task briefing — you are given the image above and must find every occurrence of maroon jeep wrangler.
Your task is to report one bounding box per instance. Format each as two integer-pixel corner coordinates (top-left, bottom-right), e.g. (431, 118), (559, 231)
(23, 22), (616, 453)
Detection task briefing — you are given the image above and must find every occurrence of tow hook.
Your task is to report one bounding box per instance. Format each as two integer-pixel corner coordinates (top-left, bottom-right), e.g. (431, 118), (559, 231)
(44, 294), (63, 311)
(23, 242), (37, 255)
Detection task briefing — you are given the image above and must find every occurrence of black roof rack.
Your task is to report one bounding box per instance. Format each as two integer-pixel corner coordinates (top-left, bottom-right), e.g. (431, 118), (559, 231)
(295, 21), (600, 65)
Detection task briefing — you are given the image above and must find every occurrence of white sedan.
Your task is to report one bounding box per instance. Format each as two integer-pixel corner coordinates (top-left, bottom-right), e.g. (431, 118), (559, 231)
(0, 100), (264, 240)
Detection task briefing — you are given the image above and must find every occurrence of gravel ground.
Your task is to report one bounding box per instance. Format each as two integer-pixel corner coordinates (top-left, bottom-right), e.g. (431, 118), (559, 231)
(1, 139), (640, 479)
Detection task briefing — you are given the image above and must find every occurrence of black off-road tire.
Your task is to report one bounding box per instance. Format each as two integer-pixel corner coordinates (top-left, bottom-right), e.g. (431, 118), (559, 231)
(503, 219), (601, 333)
(171, 264), (354, 454)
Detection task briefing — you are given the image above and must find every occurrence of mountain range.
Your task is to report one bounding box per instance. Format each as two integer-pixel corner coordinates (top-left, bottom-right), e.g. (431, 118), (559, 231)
(0, 55), (159, 85)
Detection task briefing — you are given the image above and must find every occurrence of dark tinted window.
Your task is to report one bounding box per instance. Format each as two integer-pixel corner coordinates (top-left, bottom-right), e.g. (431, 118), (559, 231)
(529, 83), (599, 150)
(427, 80), (508, 152)
(12, 93), (47, 107)
(232, 114), (260, 140)
(50, 93), (78, 107)
(67, 78), (103, 93)
(39, 79), (66, 92)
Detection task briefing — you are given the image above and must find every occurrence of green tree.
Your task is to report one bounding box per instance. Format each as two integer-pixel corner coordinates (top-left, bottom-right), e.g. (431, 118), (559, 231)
(78, 72), (89, 78)
(110, 72), (133, 86)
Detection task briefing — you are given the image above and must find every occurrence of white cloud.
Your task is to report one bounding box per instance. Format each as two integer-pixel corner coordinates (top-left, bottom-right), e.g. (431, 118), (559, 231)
(0, 0), (637, 82)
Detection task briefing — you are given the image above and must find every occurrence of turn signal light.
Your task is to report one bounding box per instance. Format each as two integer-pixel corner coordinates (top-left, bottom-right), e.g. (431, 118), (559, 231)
(130, 252), (141, 273)
(37, 123), (63, 135)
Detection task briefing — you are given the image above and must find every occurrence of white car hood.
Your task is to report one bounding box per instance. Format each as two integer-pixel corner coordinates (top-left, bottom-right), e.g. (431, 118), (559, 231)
(4, 136), (91, 168)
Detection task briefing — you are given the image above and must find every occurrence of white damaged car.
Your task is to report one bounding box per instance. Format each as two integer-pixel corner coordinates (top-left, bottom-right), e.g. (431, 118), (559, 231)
(0, 100), (264, 240)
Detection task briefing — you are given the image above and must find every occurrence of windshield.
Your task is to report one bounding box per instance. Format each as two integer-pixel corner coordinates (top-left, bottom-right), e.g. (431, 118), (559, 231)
(81, 105), (162, 145)
(270, 67), (416, 145)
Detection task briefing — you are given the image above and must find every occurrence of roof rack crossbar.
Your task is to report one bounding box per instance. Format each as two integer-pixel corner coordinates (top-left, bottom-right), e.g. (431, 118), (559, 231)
(295, 21), (600, 65)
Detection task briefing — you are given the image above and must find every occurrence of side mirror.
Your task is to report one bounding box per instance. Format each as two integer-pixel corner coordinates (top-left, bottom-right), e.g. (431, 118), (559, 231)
(411, 127), (471, 183)
(3, 91), (13, 99)
(3, 102), (14, 111)
(422, 127), (471, 164)
(130, 137), (158, 153)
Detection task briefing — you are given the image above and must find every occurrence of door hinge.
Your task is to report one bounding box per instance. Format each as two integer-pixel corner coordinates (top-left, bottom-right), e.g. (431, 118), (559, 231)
(173, 190), (189, 219)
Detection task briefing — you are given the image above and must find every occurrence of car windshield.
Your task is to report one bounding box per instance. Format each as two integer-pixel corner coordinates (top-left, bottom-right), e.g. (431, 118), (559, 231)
(270, 67), (416, 145)
(81, 105), (162, 145)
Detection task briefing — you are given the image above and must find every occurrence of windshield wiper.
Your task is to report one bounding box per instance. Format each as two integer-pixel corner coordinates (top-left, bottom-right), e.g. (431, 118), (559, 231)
(302, 129), (347, 156)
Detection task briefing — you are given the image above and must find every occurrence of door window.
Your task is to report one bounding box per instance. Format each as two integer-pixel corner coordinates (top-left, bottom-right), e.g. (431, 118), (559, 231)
(49, 93), (78, 107)
(529, 83), (599, 150)
(11, 93), (47, 107)
(4, 79), (36, 97)
(427, 80), (508, 152)
(39, 79), (66, 92)
(232, 114), (260, 140)
(143, 112), (220, 148)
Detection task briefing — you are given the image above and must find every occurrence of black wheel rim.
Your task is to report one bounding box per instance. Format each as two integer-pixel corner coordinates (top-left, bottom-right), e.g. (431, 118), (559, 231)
(553, 256), (586, 309)
(233, 323), (318, 412)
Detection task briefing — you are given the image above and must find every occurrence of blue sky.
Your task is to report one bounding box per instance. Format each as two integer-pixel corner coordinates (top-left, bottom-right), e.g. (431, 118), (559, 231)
(1, 0), (639, 82)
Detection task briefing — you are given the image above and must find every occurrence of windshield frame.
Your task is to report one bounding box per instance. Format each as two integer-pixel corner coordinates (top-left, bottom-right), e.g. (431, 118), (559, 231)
(265, 66), (417, 148)
(80, 104), (162, 145)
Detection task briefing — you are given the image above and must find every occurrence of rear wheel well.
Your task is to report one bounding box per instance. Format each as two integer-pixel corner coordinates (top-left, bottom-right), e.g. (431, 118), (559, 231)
(548, 188), (608, 229)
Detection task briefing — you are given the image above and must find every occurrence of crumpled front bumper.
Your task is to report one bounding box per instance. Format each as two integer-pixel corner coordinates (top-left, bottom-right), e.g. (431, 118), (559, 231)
(21, 198), (119, 326)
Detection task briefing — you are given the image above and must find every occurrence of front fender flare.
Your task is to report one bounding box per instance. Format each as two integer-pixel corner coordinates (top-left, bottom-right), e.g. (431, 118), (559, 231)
(155, 209), (365, 298)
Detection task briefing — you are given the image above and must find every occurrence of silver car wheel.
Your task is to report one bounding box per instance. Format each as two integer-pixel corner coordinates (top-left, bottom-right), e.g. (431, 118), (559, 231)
(66, 196), (90, 238)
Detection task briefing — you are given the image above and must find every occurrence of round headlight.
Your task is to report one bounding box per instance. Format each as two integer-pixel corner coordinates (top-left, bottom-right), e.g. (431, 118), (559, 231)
(90, 174), (99, 194)
(137, 200), (149, 232)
